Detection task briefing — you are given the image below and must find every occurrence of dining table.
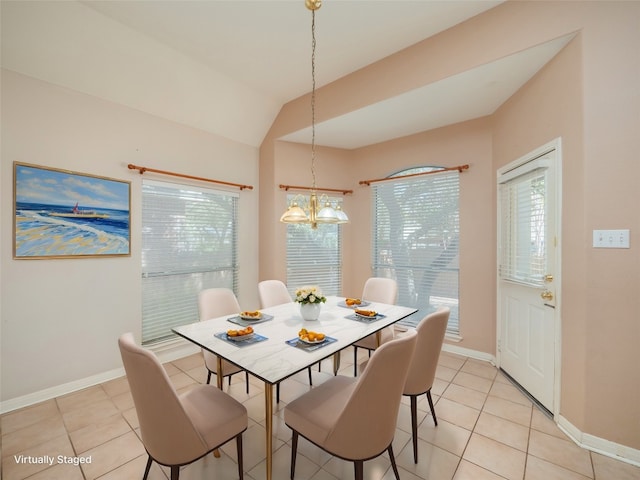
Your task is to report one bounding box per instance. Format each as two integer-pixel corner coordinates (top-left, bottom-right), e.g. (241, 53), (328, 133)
(172, 295), (417, 480)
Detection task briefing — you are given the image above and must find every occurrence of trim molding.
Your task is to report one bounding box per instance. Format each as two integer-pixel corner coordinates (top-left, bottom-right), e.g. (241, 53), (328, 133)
(0, 339), (199, 415)
(442, 342), (496, 365)
(558, 415), (640, 467)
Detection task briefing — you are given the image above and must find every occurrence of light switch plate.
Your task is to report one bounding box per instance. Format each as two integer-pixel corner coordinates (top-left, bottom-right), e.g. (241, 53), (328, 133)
(593, 229), (630, 248)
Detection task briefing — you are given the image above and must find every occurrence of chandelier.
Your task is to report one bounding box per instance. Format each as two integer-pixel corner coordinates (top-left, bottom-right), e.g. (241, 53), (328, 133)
(280, 0), (349, 229)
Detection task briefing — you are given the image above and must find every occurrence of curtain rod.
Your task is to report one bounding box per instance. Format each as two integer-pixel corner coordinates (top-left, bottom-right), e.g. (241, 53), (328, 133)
(128, 164), (253, 190)
(359, 164), (469, 186)
(279, 184), (353, 195)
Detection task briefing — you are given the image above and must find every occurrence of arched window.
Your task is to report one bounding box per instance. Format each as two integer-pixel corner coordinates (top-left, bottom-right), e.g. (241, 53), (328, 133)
(371, 166), (459, 334)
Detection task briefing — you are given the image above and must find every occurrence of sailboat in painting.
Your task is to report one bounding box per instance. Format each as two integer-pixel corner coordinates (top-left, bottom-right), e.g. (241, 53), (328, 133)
(49, 202), (109, 219)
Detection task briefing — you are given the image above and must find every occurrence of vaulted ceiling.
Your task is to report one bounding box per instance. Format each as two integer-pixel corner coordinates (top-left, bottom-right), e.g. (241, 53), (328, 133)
(1, 1), (571, 148)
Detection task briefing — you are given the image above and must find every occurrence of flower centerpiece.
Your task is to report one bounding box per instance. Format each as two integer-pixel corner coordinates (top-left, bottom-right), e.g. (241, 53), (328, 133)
(294, 285), (326, 321)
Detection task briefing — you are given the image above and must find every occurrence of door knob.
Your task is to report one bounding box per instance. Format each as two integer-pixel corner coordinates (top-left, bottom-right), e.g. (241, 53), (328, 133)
(543, 274), (554, 283)
(541, 290), (554, 301)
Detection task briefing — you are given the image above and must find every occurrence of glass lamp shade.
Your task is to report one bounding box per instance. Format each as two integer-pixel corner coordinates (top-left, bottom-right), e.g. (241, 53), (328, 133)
(316, 202), (340, 223)
(335, 205), (349, 223)
(280, 203), (309, 223)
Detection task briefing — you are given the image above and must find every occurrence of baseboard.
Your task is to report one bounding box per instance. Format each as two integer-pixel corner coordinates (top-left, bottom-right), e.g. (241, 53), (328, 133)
(441, 342), (496, 366)
(0, 339), (199, 415)
(558, 415), (640, 467)
(0, 367), (125, 415)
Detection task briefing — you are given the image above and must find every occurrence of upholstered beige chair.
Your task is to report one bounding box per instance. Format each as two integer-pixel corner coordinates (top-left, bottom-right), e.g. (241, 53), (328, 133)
(352, 277), (398, 375)
(199, 288), (249, 393)
(118, 333), (247, 480)
(404, 307), (449, 463)
(257, 279), (313, 402)
(285, 329), (417, 480)
(258, 279), (291, 308)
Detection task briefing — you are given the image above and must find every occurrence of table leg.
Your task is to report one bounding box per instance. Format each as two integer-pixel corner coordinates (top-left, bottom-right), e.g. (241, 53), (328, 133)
(264, 383), (274, 480)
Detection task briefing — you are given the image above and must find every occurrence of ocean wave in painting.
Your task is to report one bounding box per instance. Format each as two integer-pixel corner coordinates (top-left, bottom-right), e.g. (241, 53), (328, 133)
(15, 204), (129, 257)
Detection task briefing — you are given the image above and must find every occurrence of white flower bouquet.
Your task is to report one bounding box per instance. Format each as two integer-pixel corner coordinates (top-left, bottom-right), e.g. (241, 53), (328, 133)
(294, 285), (327, 305)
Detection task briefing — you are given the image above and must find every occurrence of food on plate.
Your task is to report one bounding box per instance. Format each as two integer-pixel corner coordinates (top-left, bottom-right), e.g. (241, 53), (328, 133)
(240, 310), (262, 319)
(355, 309), (377, 317)
(227, 326), (254, 337)
(298, 328), (326, 343)
(345, 297), (362, 306)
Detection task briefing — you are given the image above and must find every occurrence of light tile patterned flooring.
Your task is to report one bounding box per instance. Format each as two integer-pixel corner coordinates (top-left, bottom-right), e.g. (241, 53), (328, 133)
(2, 349), (639, 480)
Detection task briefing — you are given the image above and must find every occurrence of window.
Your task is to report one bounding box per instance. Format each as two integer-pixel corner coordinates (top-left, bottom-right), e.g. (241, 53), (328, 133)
(498, 167), (547, 286)
(141, 180), (238, 344)
(286, 194), (342, 297)
(372, 167), (460, 334)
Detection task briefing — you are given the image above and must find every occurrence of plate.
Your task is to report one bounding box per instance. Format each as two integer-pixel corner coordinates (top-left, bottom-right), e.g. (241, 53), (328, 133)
(298, 336), (326, 345)
(227, 332), (255, 342)
(239, 311), (262, 321)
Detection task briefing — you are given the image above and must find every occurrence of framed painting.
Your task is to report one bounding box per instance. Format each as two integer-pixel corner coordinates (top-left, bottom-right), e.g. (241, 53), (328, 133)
(14, 162), (131, 259)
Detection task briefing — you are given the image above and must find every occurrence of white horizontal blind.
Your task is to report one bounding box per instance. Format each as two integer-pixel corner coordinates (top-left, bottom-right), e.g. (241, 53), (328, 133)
(286, 195), (342, 297)
(372, 168), (460, 333)
(141, 180), (238, 344)
(499, 167), (547, 287)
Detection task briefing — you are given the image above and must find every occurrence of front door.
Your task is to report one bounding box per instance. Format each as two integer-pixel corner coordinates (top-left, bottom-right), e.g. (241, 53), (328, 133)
(497, 139), (561, 413)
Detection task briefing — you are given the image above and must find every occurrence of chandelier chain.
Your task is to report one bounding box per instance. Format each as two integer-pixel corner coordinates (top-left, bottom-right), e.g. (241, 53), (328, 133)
(310, 9), (317, 189)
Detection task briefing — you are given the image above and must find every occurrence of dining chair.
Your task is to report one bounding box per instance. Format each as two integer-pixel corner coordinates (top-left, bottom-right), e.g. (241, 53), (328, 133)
(198, 288), (250, 393)
(257, 279), (314, 402)
(352, 277), (398, 376)
(258, 279), (291, 308)
(285, 329), (417, 480)
(118, 333), (247, 480)
(403, 307), (450, 463)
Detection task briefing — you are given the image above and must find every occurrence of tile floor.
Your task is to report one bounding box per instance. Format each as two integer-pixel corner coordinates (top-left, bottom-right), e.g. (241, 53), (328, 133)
(2, 349), (639, 480)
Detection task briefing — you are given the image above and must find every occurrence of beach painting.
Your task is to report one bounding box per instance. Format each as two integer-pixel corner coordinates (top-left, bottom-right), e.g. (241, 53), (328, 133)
(14, 162), (131, 259)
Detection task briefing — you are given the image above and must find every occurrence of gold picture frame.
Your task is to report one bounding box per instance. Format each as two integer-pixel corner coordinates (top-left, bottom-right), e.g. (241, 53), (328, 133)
(14, 162), (131, 259)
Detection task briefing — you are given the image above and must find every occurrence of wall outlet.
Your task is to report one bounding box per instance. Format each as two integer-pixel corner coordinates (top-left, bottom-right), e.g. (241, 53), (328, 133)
(593, 229), (630, 248)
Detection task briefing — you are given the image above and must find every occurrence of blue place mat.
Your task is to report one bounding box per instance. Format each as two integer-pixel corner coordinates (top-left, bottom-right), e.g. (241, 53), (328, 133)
(214, 332), (268, 347)
(345, 313), (387, 323)
(227, 313), (274, 327)
(285, 336), (337, 352)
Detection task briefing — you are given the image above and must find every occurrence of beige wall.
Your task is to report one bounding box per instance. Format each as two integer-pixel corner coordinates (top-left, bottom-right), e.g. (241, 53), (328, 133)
(260, 1), (640, 454)
(1, 69), (260, 403)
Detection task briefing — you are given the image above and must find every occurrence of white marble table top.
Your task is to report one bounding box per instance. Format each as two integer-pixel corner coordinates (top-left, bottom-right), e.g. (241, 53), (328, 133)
(173, 296), (417, 385)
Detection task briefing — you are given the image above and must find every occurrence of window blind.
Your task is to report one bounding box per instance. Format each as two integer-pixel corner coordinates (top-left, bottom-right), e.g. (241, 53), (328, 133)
(372, 169), (460, 333)
(286, 195), (342, 297)
(498, 168), (547, 286)
(141, 180), (238, 344)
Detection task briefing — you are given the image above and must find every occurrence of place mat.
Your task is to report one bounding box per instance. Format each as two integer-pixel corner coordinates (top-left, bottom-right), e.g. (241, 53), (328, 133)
(285, 336), (337, 352)
(337, 300), (371, 309)
(227, 313), (274, 327)
(214, 332), (268, 347)
(345, 313), (387, 323)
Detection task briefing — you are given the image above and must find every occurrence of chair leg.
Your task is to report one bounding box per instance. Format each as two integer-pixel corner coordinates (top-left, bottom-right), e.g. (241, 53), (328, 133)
(388, 444), (400, 480)
(353, 346), (358, 377)
(426, 389), (438, 426)
(307, 367), (313, 386)
(410, 395), (419, 463)
(236, 433), (244, 480)
(245, 372), (250, 394)
(170, 465), (179, 480)
(354, 460), (364, 480)
(290, 430), (298, 479)
(206, 370), (212, 385)
(142, 455), (152, 480)
(276, 382), (280, 403)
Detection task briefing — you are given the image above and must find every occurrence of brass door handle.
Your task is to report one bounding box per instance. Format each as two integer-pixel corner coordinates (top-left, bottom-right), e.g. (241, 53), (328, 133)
(541, 290), (554, 301)
(544, 274), (554, 283)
